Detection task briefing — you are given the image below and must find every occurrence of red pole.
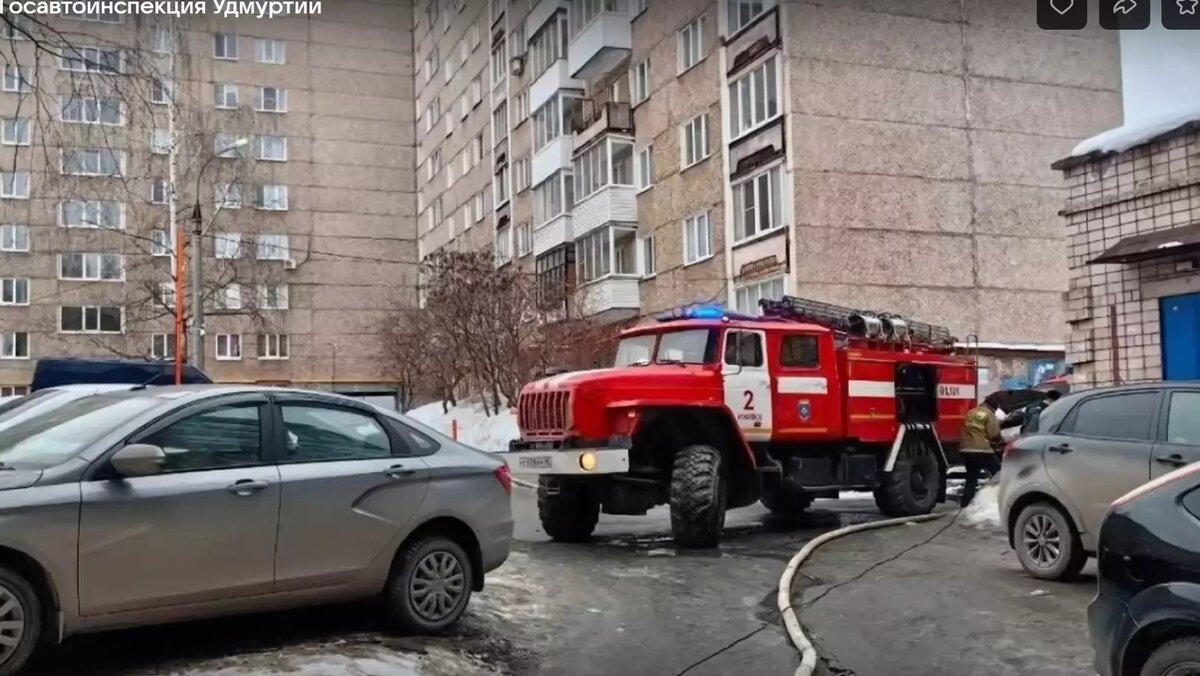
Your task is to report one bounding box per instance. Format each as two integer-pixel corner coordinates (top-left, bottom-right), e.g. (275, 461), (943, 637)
(451, 419), (458, 441)
(173, 225), (186, 385)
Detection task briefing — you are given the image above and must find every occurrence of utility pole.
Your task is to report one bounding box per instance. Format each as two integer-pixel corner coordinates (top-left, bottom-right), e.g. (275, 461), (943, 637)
(190, 202), (205, 371)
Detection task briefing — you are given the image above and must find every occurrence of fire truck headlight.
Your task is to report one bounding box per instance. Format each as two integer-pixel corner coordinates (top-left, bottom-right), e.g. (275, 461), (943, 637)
(579, 452), (597, 472)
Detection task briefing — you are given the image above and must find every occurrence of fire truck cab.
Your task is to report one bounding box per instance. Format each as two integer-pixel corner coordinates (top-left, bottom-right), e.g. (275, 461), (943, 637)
(507, 296), (978, 548)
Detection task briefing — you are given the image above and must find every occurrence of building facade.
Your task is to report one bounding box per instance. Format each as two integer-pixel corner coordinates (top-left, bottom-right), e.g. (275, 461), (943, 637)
(415, 0), (1122, 385)
(0, 2), (418, 395)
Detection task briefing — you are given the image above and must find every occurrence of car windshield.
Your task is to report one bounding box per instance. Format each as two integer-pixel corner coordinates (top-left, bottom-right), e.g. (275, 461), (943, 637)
(0, 389), (60, 420)
(614, 329), (713, 366)
(0, 394), (165, 469)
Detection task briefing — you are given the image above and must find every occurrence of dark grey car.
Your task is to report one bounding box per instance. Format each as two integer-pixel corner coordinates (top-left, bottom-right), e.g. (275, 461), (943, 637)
(0, 386), (513, 675)
(999, 383), (1200, 581)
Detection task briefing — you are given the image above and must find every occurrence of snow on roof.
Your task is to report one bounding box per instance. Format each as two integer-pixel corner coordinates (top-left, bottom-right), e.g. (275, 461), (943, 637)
(1054, 108), (1200, 170)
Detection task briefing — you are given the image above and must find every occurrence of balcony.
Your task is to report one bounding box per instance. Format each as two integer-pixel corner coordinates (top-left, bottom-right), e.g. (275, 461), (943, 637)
(577, 277), (640, 321)
(571, 136), (637, 238)
(575, 224), (640, 322)
(526, 0), (567, 42)
(531, 59), (583, 113)
(572, 101), (633, 152)
(568, 6), (631, 82)
(533, 214), (573, 257)
(532, 136), (572, 187)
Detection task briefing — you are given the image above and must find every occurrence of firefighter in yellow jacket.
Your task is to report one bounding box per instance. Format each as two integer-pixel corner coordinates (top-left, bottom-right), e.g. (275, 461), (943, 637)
(960, 397), (1002, 506)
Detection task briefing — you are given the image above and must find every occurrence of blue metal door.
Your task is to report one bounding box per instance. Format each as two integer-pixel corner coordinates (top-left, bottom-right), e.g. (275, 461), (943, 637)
(1161, 293), (1200, 380)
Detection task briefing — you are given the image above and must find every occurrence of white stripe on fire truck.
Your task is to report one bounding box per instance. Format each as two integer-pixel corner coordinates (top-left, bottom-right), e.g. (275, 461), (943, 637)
(848, 381), (978, 399)
(777, 377), (829, 395)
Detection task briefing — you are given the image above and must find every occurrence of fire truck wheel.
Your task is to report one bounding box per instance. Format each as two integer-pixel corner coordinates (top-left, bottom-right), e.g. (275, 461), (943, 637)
(670, 444), (727, 548)
(874, 439), (940, 517)
(760, 485), (813, 523)
(537, 477), (600, 542)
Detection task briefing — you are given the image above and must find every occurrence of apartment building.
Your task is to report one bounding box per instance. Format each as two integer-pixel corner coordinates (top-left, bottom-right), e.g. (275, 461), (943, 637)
(417, 0), (1123, 383)
(0, 1), (417, 396)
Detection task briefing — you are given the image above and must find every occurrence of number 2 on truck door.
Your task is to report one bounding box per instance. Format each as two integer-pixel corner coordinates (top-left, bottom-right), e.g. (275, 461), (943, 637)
(722, 329), (772, 441)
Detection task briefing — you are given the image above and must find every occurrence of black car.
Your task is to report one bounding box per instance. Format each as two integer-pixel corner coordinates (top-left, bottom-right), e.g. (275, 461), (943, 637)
(1089, 460), (1200, 676)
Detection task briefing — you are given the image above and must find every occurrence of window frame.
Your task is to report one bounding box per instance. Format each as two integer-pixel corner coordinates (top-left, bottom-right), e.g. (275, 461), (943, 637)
(117, 396), (271, 476)
(0, 332), (29, 360)
(0, 277), (29, 306)
(680, 113), (709, 169)
(1, 118), (30, 146)
(255, 38), (286, 65)
(1159, 390), (1200, 446)
(0, 224), (30, 252)
(216, 334), (243, 361)
(678, 15), (705, 74)
(1060, 390), (1163, 442)
(732, 164), (784, 243)
(682, 210), (713, 266)
(214, 32), (239, 60)
(729, 54), (780, 140)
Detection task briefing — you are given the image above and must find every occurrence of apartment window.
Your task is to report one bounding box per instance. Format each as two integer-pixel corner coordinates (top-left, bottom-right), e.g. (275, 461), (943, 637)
(258, 284), (289, 310)
(728, 0), (775, 34)
(60, 46), (122, 73)
(631, 59), (650, 104)
(151, 79), (172, 105)
(532, 94), (578, 153)
(490, 41), (508, 88)
(257, 135), (288, 161)
(60, 306), (122, 334)
(157, 282), (176, 306)
(571, 0), (629, 34)
(151, 334), (175, 360)
(529, 11), (568, 79)
(60, 201), (122, 229)
(534, 171), (574, 226)
(733, 165), (783, 241)
(1, 14), (29, 39)
(495, 166), (510, 206)
(1, 172), (29, 199)
(577, 225), (638, 284)
(214, 32), (239, 60)
(0, 225), (29, 252)
(256, 38), (286, 64)
(1, 333), (28, 360)
(637, 146), (654, 190)
(516, 222), (532, 257)
(495, 226), (512, 264)
(215, 83), (239, 109)
(1, 119), (29, 146)
(493, 101), (508, 146)
(152, 27), (172, 53)
(1, 278), (28, 305)
(430, 197), (442, 229)
(536, 247), (570, 309)
(216, 183), (243, 209)
(256, 233), (290, 260)
(256, 87), (287, 113)
(730, 57), (779, 138)
(678, 16), (705, 72)
(151, 129), (172, 155)
(514, 155), (531, 193)
(681, 114), (709, 168)
(471, 134), (483, 165)
(683, 211), (712, 264)
(215, 285), (243, 310)
(212, 133), (245, 158)
(257, 334), (289, 360)
(640, 234), (656, 277)
(574, 138), (633, 201)
(514, 91), (529, 123)
(3, 66), (30, 93)
(150, 229), (170, 256)
(470, 77), (483, 106)
(0, 387), (27, 397)
(735, 276), (785, 314)
(60, 253), (123, 281)
(473, 192), (485, 223)
(216, 334), (242, 360)
(608, 74), (629, 103)
(62, 148), (123, 177)
(151, 178), (168, 204)
(61, 97), (122, 125)
(214, 232), (243, 259)
(255, 185), (289, 211)
(470, 19), (481, 50)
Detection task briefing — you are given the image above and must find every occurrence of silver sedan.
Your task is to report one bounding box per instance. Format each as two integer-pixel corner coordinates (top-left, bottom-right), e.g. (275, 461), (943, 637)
(0, 385), (513, 675)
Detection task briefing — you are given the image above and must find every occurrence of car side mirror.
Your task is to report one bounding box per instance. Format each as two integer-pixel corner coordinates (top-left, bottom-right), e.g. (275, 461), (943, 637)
(111, 443), (167, 478)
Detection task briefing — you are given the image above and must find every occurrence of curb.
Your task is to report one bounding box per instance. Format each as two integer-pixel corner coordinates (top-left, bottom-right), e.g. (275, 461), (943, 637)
(777, 512), (948, 676)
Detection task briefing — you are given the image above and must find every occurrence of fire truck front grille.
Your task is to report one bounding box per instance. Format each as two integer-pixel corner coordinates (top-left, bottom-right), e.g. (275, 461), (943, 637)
(519, 391), (570, 437)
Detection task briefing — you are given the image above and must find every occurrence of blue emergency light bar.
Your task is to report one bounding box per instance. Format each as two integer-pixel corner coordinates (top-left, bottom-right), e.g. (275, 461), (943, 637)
(654, 304), (762, 322)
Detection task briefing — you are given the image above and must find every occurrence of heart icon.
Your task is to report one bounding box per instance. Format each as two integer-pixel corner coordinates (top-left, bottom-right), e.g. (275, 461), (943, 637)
(1049, 0), (1074, 14)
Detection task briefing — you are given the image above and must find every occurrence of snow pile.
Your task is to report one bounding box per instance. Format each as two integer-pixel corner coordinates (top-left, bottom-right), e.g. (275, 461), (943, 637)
(405, 400), (519, 454)
(960, 482), (1002, 530)
(1070, 107), (1200, 158)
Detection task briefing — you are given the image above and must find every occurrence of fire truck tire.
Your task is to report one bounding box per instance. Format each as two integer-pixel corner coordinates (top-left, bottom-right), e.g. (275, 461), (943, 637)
(874, 439), (940, 517)
(761, 485), (814, 523)
(537, 477), (600, 542)
(670, 444), (727, 548)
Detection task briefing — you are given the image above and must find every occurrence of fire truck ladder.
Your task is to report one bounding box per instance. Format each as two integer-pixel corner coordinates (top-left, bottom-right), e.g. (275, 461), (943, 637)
(759, 295), (955, 347)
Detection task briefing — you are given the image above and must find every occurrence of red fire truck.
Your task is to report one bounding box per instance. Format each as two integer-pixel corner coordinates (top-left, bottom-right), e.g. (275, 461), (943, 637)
(506, 296), (978, 548)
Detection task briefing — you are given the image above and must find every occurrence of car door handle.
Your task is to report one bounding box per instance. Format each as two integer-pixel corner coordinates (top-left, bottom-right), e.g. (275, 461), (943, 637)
(1156, 454), (1189, 468)
(384, 465), (418, 479)
(1049, 444), (1072, 454)
(226, 479), (270, 496)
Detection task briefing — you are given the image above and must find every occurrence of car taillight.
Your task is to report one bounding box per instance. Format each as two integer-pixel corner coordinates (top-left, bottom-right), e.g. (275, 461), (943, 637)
(494, 464), (512, 496)
(1112, 461), (1200, 508)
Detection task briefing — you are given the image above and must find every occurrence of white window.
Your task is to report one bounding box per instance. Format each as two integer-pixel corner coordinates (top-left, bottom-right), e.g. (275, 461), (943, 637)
(576, 226), (638, 284)
(60, 201), (123, 228)
(214, 232), (243, 259)
(471, 134), (483, 166)
(634, 0), (647, 14)
(0, 225), (29, 252)
(730, 56), (779, 138)
(60, 46), (122, 73)
(728, 0), (775, 34)
(256, 38), (286, 64)
(255, 185), (289, 211)
(1, 172), (29, 199)
(157, 282), (176, 308)
(1, 119), (29, 146)
(3, 66), (30, 93)
(257, 334), (290, 360)
(574, 138), (634, 201)
(473, 192), (485, 223)
(495, 226), (512, 264)
(491, 41), (508, 88)
(1, 333), (28, 360)
(152, 27), (173, 53)
(733, 165), (783, 241)
(215, 83), (239, 109)
(216, 183), (243, 209)
(683, 211), (712, 264)
(151, 78), (172, 105)
(429, 149), (442, 179)
(62, 148), (123, 177)
(514, 90), (529, 122)
(151, 129), (172, 155)
(1, 278), (28, 305)
(216, 334), (242, 360)
(516, 221), (532, 256)
(257, 135), (287, 161)
(514, 155), (531, 193)
(151, 178), (169, 205)
(470, 77), (482, 106)
(493, 101), (508, 145)
(529, 11), (567, 78)
(637, 146), (654, 190)
(258, 284), (289, 309)
(1, 14), (29, 39)
(735, 276), (785, 314)
(214, 32), (239, 60)
(61, 97), (122, 125)
(678, 16), (705, 73)
(534, 171), (574, 226)
(532, 94), (578, 152)
(256, 87), (288, 113)
(214, 133), (245, 158)
(608, 75), (629, 103)
(495, 166), (510, 206)
(256, 233), (290, 260)
(61, 306), (123, 333)
(59, 253), (123, 281)
(470, 19), (481, 49)
(640, 235), (656, 277)
(430, 197), (443, 228)
(150, 229), (170, 256)
(215, 285), (243, 310)
(631, 59), (650, 104)
(681, 114), (709, 168)
(151, 334), (175, 360)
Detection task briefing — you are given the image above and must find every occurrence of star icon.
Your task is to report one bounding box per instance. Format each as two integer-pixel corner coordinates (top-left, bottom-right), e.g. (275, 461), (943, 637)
(1180, 0), (1199, 15)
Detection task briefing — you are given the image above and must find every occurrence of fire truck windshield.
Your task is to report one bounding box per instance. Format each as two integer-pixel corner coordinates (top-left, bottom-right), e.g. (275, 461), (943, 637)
(614, 329), (715, 367)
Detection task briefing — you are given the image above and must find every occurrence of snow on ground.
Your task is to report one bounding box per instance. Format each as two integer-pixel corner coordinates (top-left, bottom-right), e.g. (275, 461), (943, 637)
(405, 400), (519, 454)
(160, 645), (497, 676)
(1070, 107), (1200, 157)
(960, 482), (1002, 530)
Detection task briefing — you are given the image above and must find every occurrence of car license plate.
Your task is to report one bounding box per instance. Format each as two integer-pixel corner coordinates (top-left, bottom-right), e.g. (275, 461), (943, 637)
(518, 455), (554, 470)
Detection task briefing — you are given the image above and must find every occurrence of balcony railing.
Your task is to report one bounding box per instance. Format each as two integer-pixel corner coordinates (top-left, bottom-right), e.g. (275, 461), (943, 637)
(571, 100), (633, 152)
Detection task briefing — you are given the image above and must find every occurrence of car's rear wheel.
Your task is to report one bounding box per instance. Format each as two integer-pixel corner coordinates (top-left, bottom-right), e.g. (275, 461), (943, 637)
(386, 535), (473, 633)
(1140, 636), (1200, 676)
(537, 477), (600, 542)
(1013, 502), (1086, 581)
(0, 566), (41, 676)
